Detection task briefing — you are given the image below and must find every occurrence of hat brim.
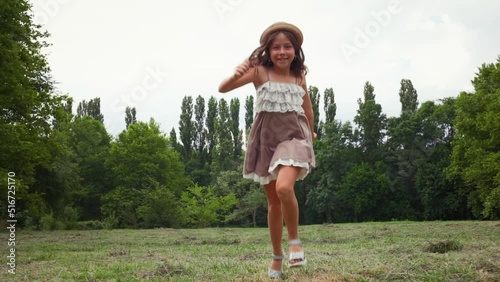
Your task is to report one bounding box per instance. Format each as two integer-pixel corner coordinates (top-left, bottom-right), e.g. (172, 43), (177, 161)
(260, 22), (303, 46)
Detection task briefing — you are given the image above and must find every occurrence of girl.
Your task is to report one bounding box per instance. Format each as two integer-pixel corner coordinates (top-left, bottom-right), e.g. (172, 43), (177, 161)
(219, 22), (316, 279)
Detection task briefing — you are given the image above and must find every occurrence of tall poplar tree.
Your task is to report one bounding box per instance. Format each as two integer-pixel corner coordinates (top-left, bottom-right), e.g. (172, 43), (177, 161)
(206, 96), (218, 164)
(125, 106), (137, 129)
(229, 97), (243, 159)
(212, 98), (234, 175)
(76, 97), (104, 123)
(323, 88), (337, 124)
(354, 81), (386, 166)
(387, 79), (423, 217)
(399, 79), (419, 113)
(244, 95), (254, 132)
(194, 95), (206, 156)
(308, 86), (321, 133)
(179, 96), (195, 161)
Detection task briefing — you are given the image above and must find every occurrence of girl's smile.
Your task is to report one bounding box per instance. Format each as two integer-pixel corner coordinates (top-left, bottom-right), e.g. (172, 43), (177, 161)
(269, 33), (296, 70)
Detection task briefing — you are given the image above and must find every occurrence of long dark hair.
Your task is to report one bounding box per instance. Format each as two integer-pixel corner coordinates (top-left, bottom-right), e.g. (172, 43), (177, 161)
(248, 30), (307, 78)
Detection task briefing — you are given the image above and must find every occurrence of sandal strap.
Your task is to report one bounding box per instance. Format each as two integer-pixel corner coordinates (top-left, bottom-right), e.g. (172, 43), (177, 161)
(268, 268), (284, 279)
(272, 254), (284, 260)
(288, 239), (302, 246)
(289, 251), (305, 260)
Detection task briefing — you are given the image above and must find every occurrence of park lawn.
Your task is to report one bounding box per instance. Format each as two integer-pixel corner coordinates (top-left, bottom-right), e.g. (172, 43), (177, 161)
(1, 221), (499, 281)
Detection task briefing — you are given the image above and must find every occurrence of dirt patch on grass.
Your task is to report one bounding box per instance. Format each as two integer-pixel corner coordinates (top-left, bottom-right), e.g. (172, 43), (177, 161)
(138, 261), (190, 279)
(109, 250), (129, 256)
(424, 240), (463, 253)
(200, 237), (241, 245)
(239, 253), (258, 261)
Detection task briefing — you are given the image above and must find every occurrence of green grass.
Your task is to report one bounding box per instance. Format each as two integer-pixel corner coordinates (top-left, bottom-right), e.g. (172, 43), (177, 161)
(2, 221), (499, 281)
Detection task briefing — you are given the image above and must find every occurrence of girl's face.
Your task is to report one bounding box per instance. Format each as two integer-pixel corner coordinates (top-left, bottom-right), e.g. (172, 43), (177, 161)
(268, 32), (296, 70)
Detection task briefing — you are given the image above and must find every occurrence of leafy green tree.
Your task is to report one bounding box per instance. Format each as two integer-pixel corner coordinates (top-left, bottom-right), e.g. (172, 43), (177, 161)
(450, 57), (500, 219)
(306, 120), (361, 223)
(180, 185), (238, 228)
(386, 114), (423, 217)
(29, 122), (81, 228)
(354, 82), (386, 166)
(386, 80), (428, 218)
(414, 99), (468, 220)
(337, 162), (392, 222)
(231, 186), (267, 227)
(213, 167), (267, 227)
(0, 0), (67, 224)
(68, 116), (112, 220)
(104, 119), (189, 227)
(137, 183), (183, 228)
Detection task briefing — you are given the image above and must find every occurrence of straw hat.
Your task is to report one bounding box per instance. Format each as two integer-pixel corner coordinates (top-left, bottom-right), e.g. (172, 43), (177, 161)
(259, 22), (303, 46)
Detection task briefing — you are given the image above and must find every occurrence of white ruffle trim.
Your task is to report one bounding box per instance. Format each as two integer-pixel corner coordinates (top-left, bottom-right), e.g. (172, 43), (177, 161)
(255, 81), (305, 114)
(243, 158), (310, 185)
(268, 158), (310, 180)
(243, 173), (275, 185)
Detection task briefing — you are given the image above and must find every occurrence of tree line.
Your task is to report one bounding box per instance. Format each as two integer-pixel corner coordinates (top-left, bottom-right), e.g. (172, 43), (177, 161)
(1, 1), (499, 230)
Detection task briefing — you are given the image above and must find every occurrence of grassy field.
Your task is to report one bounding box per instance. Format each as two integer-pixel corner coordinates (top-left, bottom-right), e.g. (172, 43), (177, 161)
(1, 221), (499, 281)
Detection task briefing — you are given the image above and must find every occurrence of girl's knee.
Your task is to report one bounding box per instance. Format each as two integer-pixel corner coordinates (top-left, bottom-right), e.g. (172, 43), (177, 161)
(275, 183), (294, 200)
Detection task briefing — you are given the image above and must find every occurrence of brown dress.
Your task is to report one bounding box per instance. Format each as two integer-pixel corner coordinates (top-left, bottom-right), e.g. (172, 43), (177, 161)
(243, 80), (316, 185)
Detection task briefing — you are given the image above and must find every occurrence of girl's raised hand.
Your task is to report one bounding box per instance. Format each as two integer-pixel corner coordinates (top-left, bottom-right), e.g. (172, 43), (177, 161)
(233, 59), (251, 78)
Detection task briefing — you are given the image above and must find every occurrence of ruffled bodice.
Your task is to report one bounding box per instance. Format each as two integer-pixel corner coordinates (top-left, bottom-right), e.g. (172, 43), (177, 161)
(255, 81), (305, 114)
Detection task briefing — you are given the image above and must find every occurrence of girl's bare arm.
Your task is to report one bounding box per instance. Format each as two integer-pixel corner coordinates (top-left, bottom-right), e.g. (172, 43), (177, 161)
(219, 59), (257, 93)
(300, 74), (316, 140)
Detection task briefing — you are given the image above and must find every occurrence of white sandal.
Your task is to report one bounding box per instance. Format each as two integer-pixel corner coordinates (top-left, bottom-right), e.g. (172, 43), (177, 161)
(288, 239), (307, 267)
(268, 254), (284, 279)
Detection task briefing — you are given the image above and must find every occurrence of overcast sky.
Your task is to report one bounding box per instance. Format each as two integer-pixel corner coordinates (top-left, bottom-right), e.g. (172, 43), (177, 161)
(30, 0), (500, 137)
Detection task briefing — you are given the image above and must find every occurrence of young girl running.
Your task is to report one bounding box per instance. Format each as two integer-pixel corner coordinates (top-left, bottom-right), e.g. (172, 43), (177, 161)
(219, 22), (316, 279)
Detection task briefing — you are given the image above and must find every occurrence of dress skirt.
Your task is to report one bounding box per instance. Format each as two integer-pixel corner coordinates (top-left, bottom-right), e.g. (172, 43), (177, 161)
(243, 110), (316, 185)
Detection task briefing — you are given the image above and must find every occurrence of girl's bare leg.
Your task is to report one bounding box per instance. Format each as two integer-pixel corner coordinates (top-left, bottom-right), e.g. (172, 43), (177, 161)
(275, 166), (303, 262)
(264, 180), (284, 270)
